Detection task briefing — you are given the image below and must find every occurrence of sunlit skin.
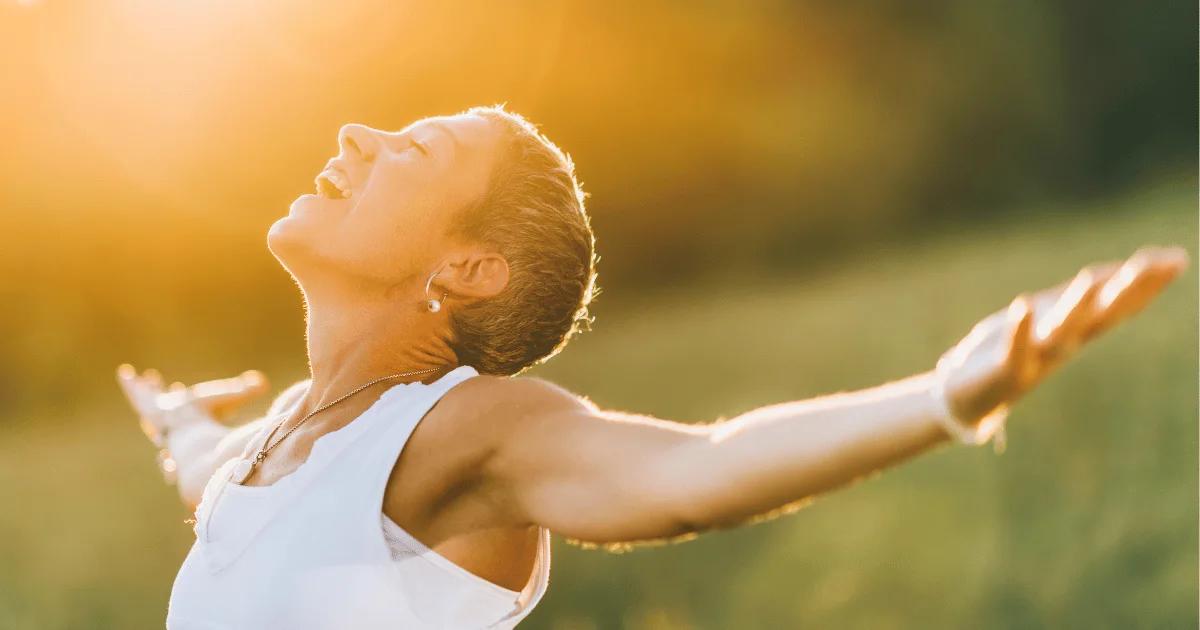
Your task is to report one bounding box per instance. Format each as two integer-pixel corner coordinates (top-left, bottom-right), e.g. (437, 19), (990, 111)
(118, 111), (1189, 595)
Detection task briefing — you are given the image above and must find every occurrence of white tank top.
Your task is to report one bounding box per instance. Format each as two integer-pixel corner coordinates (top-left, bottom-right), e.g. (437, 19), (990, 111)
(167, 366), (551, 629)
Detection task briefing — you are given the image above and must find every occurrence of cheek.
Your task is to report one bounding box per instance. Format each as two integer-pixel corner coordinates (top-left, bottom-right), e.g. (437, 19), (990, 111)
(333, 165), (461, 276)
(355, 185), (449, 246)
(330, 207), (429, 275)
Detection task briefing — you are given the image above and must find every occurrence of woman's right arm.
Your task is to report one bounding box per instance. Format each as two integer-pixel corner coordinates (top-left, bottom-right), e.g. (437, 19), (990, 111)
(165, 412), (265, 508)
(117, 367), (309, 508)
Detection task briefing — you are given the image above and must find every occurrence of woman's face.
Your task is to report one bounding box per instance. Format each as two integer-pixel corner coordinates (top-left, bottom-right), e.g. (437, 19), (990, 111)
(268, 113), (502, 291)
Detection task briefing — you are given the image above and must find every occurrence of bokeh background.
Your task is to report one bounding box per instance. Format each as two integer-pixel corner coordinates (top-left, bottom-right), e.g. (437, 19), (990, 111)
(0, 1), (1196, 628)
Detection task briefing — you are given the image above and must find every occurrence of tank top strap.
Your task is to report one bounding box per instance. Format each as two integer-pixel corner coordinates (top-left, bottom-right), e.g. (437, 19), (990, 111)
(352, 365), (481, 520)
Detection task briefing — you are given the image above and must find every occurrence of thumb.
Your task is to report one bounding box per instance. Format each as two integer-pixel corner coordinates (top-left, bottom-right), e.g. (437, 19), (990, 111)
(190, 371), (269, 417)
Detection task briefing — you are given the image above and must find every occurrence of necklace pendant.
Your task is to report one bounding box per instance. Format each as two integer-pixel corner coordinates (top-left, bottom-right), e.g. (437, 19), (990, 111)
(230, 458), (255, 485)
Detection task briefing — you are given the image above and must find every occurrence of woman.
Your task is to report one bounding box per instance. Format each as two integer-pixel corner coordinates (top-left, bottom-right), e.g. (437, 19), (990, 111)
(117, 105), (1187, 629)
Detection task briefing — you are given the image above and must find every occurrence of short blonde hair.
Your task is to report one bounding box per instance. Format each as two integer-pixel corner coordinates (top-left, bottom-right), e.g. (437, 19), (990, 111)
(446, 105), (598, 376)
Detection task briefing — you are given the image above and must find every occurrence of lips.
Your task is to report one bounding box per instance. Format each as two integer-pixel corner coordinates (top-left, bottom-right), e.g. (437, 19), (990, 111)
(314, 167), (352, 200)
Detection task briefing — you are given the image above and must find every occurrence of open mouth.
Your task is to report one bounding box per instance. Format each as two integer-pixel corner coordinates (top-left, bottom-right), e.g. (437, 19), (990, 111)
(314, 168), (352, 200)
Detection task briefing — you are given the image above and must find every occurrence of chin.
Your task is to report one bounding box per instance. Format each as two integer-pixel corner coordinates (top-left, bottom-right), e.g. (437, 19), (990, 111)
(268, 198), (320, 262)
(267, 220), (323, 286)
(272, 194), (327, 240)
(267, 214), (302, 253)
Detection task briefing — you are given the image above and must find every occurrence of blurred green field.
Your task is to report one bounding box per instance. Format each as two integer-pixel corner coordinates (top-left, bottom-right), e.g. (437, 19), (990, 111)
(0, 182), (1194, 629)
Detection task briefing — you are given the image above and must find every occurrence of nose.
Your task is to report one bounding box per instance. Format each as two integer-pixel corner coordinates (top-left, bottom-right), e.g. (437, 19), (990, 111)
(338, 124), (381, 162)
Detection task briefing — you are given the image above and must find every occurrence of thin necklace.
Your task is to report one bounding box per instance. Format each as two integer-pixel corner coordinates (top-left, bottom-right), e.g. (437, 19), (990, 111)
(229, 367), (445, 485)
(200, 366), (451, 543)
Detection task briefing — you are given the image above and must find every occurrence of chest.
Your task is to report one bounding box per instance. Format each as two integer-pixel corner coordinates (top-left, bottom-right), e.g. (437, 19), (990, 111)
(236, 398), (482, 534)
(174, 370), (548, 629)
(236, 394), (384, 487)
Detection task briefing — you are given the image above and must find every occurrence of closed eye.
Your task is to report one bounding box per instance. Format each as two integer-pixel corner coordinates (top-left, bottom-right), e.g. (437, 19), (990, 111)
(410, 138), (430, 157)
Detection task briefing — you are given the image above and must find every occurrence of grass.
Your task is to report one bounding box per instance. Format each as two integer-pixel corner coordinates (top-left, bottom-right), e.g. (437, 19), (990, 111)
(0, 181), (1195, 629)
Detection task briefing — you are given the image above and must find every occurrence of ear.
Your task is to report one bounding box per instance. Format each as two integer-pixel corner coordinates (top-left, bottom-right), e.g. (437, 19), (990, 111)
(441, 250), (510, 302)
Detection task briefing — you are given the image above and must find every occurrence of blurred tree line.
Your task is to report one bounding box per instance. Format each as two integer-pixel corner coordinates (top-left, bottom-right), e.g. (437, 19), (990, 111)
(0, 0), (1193, 413)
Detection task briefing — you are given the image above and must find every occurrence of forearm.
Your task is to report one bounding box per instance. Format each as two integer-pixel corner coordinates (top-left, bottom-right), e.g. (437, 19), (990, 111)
(162, 407), (239, 507)
(670, 370), (950, 531)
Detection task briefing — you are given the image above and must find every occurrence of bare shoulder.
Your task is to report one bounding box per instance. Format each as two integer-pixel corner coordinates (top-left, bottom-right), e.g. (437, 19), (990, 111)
(432, 375), (590, 448)
(445, 373), (588, 417)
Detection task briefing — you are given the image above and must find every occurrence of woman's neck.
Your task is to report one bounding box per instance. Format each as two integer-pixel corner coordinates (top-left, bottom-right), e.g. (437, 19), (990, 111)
(300, 286), (458, 412)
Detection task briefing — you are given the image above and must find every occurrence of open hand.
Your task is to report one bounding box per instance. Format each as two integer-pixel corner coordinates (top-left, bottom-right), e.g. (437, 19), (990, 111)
(939, 246), (1189, 426)
(116, 365), (269, 446)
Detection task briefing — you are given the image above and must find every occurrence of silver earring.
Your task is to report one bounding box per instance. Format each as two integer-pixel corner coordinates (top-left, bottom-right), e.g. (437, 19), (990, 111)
(425, 271), (447, 313)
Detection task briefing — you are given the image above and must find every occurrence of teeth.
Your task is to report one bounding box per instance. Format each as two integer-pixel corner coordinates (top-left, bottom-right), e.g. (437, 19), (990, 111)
(314, 176), (338, 199)
(313, 169), (352, 199)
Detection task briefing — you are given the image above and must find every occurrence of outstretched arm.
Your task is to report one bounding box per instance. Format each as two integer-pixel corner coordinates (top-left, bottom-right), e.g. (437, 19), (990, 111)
(117, 368), (307, 508)
(481, 246), (1188, 546)
(485, 371), (950, 545)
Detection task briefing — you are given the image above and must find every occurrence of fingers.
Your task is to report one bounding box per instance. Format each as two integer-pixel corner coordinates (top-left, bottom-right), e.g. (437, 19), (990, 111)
(187, 370), (270, 418)
(116, 365), (143, 408)
(1090, 246), (1189, 337)
(1028, 261), (1119, 323)
(1021, 246), (1188, 348)
(119, 364), (270, 421)
(189, 372), (268, 400)
(1078, 260), (1124, 287)
(117, 365), (175, 433)
(141, 368), (164, 392)
(241, 370), (269, 391)
(116, 364), (164, 393)
(1006, 295), (1035, 381)
(118, 365), (179, 447)
(980, 259), (1119, 340)
(944, 246), (1187, 410)
(1098, 246), (1188, 309)
(117, 364), (161, 410)
(1035, 268), (1101, 353)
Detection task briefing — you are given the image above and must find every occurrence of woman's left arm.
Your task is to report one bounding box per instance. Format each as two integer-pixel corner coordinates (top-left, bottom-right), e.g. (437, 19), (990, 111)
(483, 370), (951, 545)
(481, 246), (1187, 546)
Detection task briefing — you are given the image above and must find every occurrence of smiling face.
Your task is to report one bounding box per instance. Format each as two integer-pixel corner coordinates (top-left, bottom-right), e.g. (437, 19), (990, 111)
(270, 106), (597, 376)
(268, 113), (504, 290)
